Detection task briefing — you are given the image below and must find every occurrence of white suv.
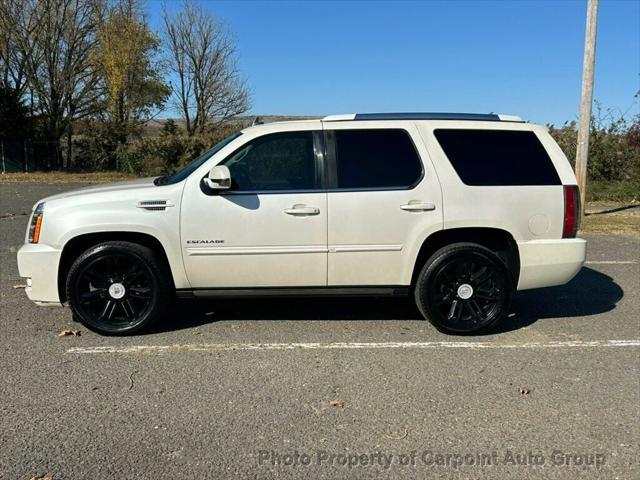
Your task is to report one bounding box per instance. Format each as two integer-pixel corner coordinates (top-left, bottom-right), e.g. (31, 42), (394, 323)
(17, 113), (586, 335)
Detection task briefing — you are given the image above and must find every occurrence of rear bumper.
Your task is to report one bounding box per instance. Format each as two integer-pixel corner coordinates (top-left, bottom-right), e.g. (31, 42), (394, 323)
(17, 243), (63, 305)
(517, 238), (586, 290)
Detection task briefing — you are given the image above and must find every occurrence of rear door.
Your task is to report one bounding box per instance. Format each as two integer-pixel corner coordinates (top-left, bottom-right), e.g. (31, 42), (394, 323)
(324, 122), (443, 286)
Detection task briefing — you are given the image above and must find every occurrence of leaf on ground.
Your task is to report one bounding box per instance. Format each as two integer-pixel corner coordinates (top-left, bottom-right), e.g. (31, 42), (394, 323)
(329, 399), (345, 408)
(58, 329), (81, 337)
(519, 387), (530, 396)
(30, 475), (54, 480)
(13, 284), (27, 289)
(383, 429), (409, 440)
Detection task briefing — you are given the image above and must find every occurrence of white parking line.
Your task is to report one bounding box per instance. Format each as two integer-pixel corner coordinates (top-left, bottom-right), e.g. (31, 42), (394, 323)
(66, 339), (640, 355)
(585, 261), (637, 264)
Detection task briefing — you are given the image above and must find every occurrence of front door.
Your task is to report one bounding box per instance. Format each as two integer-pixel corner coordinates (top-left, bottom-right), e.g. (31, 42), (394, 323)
(180, 129), (327, 288)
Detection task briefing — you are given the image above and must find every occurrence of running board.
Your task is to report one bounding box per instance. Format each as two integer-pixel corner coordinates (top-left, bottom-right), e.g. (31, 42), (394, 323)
(176, 286), (410, 299)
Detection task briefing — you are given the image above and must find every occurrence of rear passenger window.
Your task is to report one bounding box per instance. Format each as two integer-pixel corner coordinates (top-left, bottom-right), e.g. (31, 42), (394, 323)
(434, 129), (561, 186)
(334, 129), (422, 189)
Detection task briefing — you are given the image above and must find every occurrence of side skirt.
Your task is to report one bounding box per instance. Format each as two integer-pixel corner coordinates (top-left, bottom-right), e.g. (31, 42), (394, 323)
(176, 286), (410, 299)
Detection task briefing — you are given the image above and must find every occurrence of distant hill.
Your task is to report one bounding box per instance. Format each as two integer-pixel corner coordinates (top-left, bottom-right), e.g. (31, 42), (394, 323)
(142, 115), (322, 136)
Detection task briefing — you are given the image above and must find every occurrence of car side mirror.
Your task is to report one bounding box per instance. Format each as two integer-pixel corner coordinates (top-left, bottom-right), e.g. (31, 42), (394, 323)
(204, 165), (231, 191)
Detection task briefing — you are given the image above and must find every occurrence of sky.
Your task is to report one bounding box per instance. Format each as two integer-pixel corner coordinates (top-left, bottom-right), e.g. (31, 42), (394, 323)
(149, 0), (640, 126)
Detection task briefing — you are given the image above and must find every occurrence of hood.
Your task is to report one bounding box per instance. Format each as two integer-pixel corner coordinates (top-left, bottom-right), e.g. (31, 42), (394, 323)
(35, 177), (158, 207)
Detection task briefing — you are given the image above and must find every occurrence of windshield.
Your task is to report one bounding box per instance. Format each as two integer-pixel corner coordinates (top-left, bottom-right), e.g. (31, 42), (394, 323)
(154, 131), (243, 185)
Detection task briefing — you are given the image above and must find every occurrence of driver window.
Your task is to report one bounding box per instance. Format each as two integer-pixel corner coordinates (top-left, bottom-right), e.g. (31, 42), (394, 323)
(222, 131), (317, 191)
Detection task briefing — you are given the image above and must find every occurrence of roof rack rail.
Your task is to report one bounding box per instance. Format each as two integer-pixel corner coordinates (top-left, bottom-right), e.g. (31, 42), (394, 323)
(322, 112), (524, 122)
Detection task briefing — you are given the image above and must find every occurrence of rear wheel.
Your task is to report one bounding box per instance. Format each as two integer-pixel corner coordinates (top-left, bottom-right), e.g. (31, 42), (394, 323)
(66, 241), (171, 335)
(414, 243), (513, 334)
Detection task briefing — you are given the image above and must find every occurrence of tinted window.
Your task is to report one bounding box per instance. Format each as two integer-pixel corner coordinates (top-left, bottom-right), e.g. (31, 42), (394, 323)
(223, 131), (317, 191)
(334, 129), (422, 189)
(434, 129), (561, 186)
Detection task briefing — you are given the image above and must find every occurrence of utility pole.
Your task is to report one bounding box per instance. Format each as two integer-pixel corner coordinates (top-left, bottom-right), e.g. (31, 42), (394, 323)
(575, 0), (599, 216)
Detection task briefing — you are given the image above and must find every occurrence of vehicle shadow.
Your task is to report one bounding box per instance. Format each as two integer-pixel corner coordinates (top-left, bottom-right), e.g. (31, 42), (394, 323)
(154, 296), (421, 333)
(495, 267), (624, 333)
(153, 267), (623, 335)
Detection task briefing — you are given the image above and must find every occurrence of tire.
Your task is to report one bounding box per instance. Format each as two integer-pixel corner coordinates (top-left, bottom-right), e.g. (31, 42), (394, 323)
(66, 241), (172, 335)
(414, 242), (513, 335)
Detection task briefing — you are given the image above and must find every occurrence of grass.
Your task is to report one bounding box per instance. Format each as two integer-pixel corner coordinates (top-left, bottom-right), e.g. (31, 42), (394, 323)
(586, 179), (640, 203)
(580, 210), (640, 236)
(0, 171), (138, 184)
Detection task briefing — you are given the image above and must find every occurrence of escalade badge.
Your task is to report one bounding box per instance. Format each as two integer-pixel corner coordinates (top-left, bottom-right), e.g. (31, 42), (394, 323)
(186, 239), (225, 245)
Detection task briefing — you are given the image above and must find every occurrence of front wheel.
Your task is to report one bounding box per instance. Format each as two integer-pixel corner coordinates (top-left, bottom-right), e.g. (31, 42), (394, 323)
(414, 243), (514, 334)
(66, 241), (171, 335)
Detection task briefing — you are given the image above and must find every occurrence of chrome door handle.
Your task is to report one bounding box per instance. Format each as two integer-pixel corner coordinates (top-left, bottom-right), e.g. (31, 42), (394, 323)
(284, 204), (320, 216)
(400, 201), (436, 212)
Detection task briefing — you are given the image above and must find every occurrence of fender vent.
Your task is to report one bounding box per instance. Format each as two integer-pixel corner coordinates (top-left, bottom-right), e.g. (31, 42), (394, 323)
(137, 200), (174, 211)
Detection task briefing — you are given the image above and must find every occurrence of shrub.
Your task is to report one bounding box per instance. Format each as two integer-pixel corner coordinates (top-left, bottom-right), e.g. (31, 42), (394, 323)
(549, 105), (640, 183)
(74, 118), (243, 175)
(123, 122), (243, 175)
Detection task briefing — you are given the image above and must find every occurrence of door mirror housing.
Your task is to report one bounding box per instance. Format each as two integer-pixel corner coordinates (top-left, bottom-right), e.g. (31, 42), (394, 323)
(204, 165), (231, 191)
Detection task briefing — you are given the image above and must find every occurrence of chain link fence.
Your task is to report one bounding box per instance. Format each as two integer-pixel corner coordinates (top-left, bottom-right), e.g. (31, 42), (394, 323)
(0, 139), (62, 173)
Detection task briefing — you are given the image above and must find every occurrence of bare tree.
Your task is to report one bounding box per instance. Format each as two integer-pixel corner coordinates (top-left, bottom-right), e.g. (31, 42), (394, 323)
(2, 0), (102, 168)
(163, 0), (250, 136)
(0, 6), (30, 98)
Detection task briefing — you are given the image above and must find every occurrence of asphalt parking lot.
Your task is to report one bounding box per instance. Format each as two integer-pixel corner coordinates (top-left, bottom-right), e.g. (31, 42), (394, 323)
(1, 183), (638, 479)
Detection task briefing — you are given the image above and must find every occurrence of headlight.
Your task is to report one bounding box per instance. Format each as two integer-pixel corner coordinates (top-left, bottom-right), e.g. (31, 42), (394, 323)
(28, 202), (45, 243)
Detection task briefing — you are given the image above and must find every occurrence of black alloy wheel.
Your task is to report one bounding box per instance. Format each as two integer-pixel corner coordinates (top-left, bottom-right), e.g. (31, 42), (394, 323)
(66, 242), (171, 335)
(415, 243), (513, 334)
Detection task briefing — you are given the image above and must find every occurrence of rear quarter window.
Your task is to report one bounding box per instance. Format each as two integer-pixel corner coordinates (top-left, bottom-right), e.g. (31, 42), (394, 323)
(434, 129), (561, 186)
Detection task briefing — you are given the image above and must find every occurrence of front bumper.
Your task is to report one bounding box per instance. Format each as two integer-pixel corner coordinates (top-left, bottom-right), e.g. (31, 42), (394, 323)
(17, 243), (63, 305)
(517, 238), (587, 290)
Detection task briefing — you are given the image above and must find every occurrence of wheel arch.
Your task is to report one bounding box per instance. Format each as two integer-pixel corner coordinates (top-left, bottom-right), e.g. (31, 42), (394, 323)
(58, 231), (175, 304)
(410, 227), (520, 287)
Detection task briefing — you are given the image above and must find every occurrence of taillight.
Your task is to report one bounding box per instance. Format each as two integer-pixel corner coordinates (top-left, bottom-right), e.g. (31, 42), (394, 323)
(563, 185), (580, 238)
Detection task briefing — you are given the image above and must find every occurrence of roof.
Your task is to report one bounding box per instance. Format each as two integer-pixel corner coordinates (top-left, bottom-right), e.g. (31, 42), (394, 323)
(322, 112), (524, 122)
